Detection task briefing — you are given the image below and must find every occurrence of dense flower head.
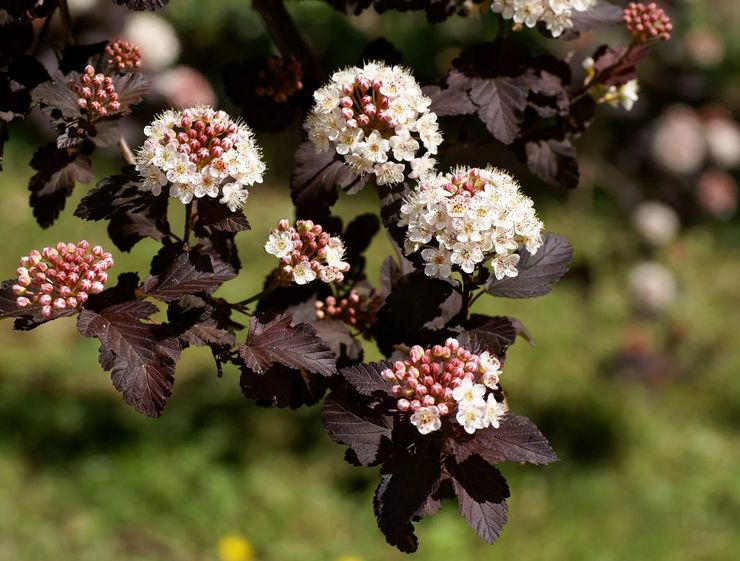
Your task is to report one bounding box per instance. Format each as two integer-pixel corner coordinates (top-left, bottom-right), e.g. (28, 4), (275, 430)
(399, 166), (543, 280)
(105, 40), (142, 72)
(67, 65), (121, 120)
(623, 2), (672, 43)
(491, 0), (598, 38)
(13, 241), (114, 318)
(255, 56), (304, 103)
(135, 105), (265, 208)
(305, 61), (441, 186)
(314, 288), (382, 333)
(264, 219), (350, 286)
(382, 338), (507, 435)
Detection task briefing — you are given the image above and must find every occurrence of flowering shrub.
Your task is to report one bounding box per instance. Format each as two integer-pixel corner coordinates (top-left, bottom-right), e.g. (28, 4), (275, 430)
(0, 0), (672, 553)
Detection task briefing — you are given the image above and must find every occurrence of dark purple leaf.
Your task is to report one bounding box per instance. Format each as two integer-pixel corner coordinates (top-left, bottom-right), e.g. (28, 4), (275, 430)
(167, 295), (240, 349)
(486, 233), (573, 298)
(465, 74), (531, 145)
(592, 44), (651, 87)
(447, 455), (510, 544)
(322, 392), (392, 466)
(338, 361), (393, 398)
(239, 362), (329, 408)
(112, 0), (169, 11)
(422, 83), (476, 117)
(375, 434), (442, 552)
(141, 245), (236, 302)
(238, 312), (336, 377)
(196, 198), (250, 233)
(465, 314), (517, 357)
(28, 143), (93, 228)
(313, 319), (364, 366)
(111, 71), (151, 110)
(8, 55), (50, 89)
(290, 141), (368, 214)
(324, 0), (373, 15)
(77, 275), (181, 418)
(525, 139), (580, 189)
(448, 413), (558, 465)
(569, 0), (624, 34)
(453, 40), (530, 79)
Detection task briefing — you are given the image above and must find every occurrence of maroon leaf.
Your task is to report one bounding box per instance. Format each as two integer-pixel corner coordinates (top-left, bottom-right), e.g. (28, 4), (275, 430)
(77, 276), (181, 418)
(290, 141), (368, 213)
(196, 198), (250, 233)
(112, 0), (169, 10)
(338, 361), (393, 398)
(28, 143), (93, 228)
(111, 71), (151, 109)
(569, 0), (624, 34)
(422, 83), (476, 117)
(375, 434), (442, 552)
(238, 312), (336, 376)
(486, 233), (573, 298)
(312, 319), (364, 365)
(447, 455), (510, 544)
(167, 295), (240, 349)
(525, 138), (579, 189)
(465, 314), (517, 357)
(322, 392), (392, 466)
(239, 362), (329, 408)
(592, 44), (651, 87)
(141, 246), (236, 302)
(448, 413), (559, 466)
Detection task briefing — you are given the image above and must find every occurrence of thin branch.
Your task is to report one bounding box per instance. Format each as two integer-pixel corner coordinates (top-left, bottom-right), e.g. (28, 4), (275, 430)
(252, 0), (324, 86)
(118, 137), (136, 165)
(57, 0), (76, 45)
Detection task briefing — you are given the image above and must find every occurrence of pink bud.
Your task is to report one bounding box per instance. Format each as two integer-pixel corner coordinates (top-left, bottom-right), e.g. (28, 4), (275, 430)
(422, 395), (435, 406)
(39, 295), (52, 306)
(42, 305), (53, 318)
(53, 298), (66, 310)
(437, 403), (449, 416)
(16, 297), (30, 308)
(397, 399), (411, 412)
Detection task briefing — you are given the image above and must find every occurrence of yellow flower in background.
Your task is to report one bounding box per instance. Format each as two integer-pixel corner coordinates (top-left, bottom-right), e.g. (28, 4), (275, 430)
(335, 556), (364, 561)
(218, 534), (255, 561)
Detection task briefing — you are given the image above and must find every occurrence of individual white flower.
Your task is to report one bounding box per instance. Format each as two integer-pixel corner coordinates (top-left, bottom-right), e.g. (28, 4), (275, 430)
(324, 238), (347, 268)
(292, 261), (317, 285)
(421, 247), (452, 279)
(451, 242), (483, 274)
(140, 165), (167, 196)
(479, 351), (502, 389)
(264, 231), (294, 259)
(513, 0), (545, 27)
(456, 403), (487, 434)
(483, 394), (507, 429)
(219, 183), (249, 212)
(305, 61), (441, 187)
(492, 252), (520, 280)
(170, 182), (195, 204)
(491, 0), (516, 19)
(410, 406), (442, 435)
(374, 162), (406, 186)
(607, 79), (639, 111)
(409, 153), (437, 180)
(452, 377), (487, 408)
(122, 13), (180, 71)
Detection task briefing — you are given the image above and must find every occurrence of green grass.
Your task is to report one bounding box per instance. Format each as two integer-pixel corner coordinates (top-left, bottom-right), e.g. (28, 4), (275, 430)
(1, 133), (740, 561)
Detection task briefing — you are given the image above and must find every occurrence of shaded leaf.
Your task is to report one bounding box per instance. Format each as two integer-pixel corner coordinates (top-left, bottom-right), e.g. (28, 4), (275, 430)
(525, 139), (579, 189)
(167, 295), (240, 349)
(239, 362), (329, 408)
(0, 279), (75, 330)
(322, 391), (392, 466)
(448, 413), (559, 465)
(58, 42), (109, 75)
(447, 455), (510, 544)
(196, 198), (250, 233)
(486, 233), (573, 298)
(339, 360), (393, 398)
(466, 74), (530, 145)
(313, 319), (364, 366)
(238, 312), (336, 376)
(465, 314), (517, 358)
(422, 83), (476, 117)
(77, 274), (181, 417)
(141, 245), (236, 302)
(569, 0), (624, 34)
(112, 0), (170, 10)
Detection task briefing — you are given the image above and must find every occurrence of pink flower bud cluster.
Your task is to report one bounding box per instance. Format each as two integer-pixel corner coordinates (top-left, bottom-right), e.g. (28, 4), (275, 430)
(135, 106), (264, 207)
(314, 288), (382, 333)
(381, 338), (506, 435)
(67, 65), (120, 119)
(306, 62), (441, 187)
(264, 219), (350, 286)
(255, 56), (304, 103)
(13, 241), (114, 318)
(106, 40), (143, 72)
(623, 2), (673, 43)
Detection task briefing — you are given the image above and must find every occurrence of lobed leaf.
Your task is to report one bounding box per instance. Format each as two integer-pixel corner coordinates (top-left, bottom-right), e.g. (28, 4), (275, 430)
(238, 312), (337, 377)
(486, 233), (573, 298)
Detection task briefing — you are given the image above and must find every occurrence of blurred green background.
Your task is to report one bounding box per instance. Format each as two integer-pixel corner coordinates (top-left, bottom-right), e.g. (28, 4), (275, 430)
(2, 1), (740, 560)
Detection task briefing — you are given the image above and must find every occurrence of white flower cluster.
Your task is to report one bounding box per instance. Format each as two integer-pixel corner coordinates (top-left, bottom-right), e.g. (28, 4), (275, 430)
(399, 166), (543, 280)
(135, 105), (265, 211)
(491, 0), (598, 38)
(305, 61), (441, 186)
